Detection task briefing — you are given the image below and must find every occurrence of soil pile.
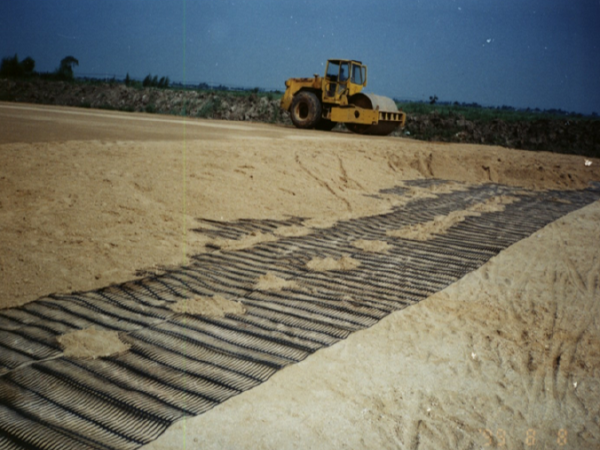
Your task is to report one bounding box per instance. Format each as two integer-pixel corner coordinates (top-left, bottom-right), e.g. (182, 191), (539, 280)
(351, 239), (391, 253)
(57, 328), (131, 359)
(169, 295), (246, 317)
(306, 255), (361, 271)
(254, 273), (299, 292)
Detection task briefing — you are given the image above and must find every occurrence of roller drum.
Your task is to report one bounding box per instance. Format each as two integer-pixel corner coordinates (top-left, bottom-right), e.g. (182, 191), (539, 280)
(347, 93), (401, 136)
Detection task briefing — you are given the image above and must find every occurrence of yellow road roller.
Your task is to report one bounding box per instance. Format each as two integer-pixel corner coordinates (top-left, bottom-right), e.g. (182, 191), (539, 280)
(280, 59), (406, 135)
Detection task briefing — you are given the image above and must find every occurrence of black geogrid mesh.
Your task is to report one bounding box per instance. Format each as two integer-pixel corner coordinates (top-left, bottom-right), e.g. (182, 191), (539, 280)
(0, 181), (598, 450)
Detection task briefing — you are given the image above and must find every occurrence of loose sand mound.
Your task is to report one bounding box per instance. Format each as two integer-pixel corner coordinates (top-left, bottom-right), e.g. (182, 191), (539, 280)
(352, 239), (392, 253)
(57, 328), (131, 360)
(254, 272), (299, 291)
(169, 295), (246, 317)
(273, 225), (312, 237)
(306, 255), (361, 271)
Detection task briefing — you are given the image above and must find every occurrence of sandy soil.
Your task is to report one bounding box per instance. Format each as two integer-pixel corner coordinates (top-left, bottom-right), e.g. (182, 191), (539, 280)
(306, 255), (361, 271)
(57, 328), (131, 360)
(1, 102), (598, 310)
(255, 273), (299, 292)
(1, 102), (599, 448)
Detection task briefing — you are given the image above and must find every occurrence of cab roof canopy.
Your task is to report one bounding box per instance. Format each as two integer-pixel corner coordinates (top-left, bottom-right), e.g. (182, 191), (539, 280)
(328, 59), (363, 65)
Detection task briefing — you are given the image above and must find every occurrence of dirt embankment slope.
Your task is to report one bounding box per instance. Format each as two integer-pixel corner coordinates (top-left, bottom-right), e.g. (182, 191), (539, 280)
(1, 103), (598, 310)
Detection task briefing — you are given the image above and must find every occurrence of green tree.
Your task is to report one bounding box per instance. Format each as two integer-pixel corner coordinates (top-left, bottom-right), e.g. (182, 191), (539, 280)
(56, 56), (79, 80)
(142, 73), (169, 88)
(157, 76), (170, 89)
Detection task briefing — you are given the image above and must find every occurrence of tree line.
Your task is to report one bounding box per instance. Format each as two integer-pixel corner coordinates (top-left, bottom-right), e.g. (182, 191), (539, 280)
(1, 54), (173, 91)
(0, 54), (79, 81)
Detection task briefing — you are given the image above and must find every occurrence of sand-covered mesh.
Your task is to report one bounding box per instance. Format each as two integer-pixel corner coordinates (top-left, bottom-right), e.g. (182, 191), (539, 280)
(306, 255), (361, 271)
(273, 225), (312, 237)
(301, 218), (339, 229)
(143, 199), (600, 450)
(209, 231), (277, 251)
(387, 195), (518, 241)
(169, 295), (246, 317)
(254, 272), (299, 291)
(57, 328), (131, 359)
(352, 239), (392, 253)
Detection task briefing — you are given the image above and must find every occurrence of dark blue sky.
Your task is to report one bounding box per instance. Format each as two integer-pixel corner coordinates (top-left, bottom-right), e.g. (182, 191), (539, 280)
(2, 0), (599, 114)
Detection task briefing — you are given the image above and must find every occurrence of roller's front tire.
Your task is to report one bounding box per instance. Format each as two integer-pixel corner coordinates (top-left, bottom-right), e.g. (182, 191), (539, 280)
(290, 91), (322, 129)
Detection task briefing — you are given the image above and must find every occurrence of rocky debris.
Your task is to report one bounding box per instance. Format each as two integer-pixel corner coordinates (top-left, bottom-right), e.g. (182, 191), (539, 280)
(397, 110), (599, 157)
(0, 78), (291, 125)
(1, 79), (598, 157)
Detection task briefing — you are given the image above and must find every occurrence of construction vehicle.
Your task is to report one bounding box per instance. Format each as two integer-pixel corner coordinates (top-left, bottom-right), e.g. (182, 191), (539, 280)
(280, 59), (406, 136)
